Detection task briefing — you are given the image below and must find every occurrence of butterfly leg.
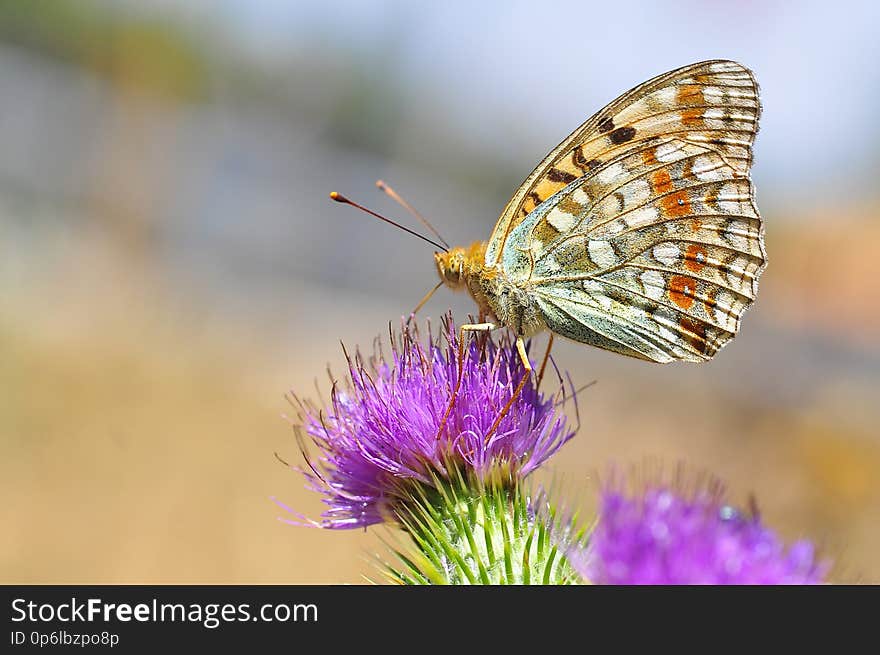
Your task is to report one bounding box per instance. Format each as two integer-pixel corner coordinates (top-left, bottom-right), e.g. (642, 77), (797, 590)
(436, 322), (498, 440)
(484, 335), (532, 442)
(536, 333), (554, 392)
(406, 280), (444, 325)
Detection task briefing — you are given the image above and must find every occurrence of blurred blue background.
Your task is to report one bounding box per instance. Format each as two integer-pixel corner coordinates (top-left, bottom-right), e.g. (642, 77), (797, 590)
(2, 0), (878, 582)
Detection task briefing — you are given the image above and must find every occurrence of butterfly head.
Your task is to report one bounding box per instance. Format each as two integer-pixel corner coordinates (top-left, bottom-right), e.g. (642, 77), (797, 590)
(434, 242), (487, 290)
(434, 249), (466, 288)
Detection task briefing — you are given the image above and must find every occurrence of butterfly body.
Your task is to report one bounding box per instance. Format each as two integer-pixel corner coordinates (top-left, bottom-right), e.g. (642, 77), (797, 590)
(436, 60), (765, 365)
(435, 242), (547, 338)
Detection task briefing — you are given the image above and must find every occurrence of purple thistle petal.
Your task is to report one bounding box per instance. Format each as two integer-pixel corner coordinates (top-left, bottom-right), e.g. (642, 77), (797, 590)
(574, 473), (830, 585)
(280, 314), (576, 529)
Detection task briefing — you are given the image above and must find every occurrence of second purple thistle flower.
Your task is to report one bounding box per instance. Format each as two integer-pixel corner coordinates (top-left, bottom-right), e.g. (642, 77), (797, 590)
(575, 476), (829, 584)
(280, 315), (575, 530)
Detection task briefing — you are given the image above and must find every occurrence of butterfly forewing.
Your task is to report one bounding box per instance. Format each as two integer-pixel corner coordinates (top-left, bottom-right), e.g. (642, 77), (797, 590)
(491, 60), (764, 363)
(487, 60), (760, 264)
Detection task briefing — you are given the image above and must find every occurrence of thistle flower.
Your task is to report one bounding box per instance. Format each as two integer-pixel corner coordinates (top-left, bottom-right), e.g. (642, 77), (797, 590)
(571, 470), (829, 585)
(277, 314), (574, 531)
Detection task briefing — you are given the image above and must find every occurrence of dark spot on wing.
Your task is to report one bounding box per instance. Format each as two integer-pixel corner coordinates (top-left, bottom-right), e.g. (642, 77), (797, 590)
(609, 126), (637, 144)
(546, 168), (578, 183)
(572, 146), (593, 173)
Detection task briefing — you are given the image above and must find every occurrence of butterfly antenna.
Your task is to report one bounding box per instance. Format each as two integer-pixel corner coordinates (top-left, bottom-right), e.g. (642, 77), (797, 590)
(375, 180), (450, 250)
(329, 192), (448, 251)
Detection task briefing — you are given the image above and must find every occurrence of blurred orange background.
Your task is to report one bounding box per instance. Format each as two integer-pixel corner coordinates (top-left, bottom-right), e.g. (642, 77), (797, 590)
(2, 1), (878, 583)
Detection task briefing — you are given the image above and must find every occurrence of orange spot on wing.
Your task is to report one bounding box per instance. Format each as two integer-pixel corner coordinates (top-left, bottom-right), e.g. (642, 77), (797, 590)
(681, 108), (704, 127)
(677, 84), (705, 106)
(641, 148), (659, 166)
(660, 190), (692, 217)
(535, 179), (565, 203)
(684, 244), (707, 273)
(668, 275), (696, 310)
(649, 169), (673, 194)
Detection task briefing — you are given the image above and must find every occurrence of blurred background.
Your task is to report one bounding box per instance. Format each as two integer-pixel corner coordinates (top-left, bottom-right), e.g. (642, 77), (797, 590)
(2, 0), (878, 583)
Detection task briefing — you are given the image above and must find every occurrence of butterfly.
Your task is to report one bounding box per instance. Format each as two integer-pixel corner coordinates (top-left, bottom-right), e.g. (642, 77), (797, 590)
(335, 60), (765, 436)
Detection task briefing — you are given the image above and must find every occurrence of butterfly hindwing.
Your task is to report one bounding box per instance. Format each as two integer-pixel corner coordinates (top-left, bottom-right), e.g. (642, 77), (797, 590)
(499, 132), (764, 362)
